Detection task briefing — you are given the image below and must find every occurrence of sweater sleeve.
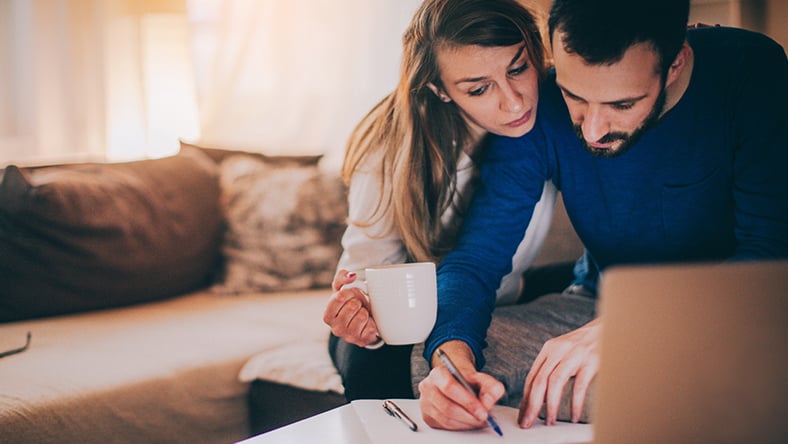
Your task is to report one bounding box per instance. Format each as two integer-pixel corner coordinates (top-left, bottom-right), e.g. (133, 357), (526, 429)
(424, 127), (552, 368)
(336, 159), (407, 275)
(729, 34), (788, 259)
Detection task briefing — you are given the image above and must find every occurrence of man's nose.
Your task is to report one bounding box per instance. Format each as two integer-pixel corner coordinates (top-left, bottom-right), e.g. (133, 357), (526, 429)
(581, 104), (610, 143)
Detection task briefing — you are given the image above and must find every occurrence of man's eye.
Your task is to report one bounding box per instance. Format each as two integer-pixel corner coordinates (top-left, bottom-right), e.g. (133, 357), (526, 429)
(611, 102), (635, 110)
(562, 91), (584, 103)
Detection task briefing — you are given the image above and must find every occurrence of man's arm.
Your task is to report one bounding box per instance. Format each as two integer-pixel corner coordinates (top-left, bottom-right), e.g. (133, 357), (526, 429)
(417, 126), (552, 431)
(423, 129), (552, 369)
(730, 34), (788, 259)
(517, 318), (601, 427)
(419, 339), (506, 431)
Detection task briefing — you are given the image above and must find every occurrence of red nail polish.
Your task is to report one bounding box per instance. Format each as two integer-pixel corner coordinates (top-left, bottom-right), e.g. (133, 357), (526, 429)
(347, 272), (356, 279)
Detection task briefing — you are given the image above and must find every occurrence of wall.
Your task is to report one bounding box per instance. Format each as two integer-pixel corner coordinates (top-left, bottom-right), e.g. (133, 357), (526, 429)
(529, 0), (786, 49)
(690, 0), (786, 48)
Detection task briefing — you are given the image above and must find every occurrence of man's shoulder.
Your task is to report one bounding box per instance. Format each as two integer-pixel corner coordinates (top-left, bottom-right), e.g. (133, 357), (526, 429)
(535, 71), (575, 130)
(539, 70), (565, 108)
(689, 25), (781, 46)
(689, 26), (786, 65)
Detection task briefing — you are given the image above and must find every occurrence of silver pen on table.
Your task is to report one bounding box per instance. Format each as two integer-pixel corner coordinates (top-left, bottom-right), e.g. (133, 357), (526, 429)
(437, 348), (504, 437)
(383, 399), (418, 431)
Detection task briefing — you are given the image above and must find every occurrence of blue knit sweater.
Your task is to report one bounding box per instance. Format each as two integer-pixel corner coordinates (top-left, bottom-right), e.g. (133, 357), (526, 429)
(425, 27), (788, 368)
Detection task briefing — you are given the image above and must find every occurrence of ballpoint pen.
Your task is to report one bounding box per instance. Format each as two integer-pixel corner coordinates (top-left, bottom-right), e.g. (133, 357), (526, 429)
(383, 399), (418, 431)
(437, 348), (503, 437)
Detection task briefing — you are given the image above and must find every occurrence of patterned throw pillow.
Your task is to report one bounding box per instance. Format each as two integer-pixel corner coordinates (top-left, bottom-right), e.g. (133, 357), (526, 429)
(213, 155), (347, 293)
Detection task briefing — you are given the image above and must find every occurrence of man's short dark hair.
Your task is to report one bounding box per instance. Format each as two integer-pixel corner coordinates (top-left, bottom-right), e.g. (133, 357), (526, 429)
(548, 0), (690, 78)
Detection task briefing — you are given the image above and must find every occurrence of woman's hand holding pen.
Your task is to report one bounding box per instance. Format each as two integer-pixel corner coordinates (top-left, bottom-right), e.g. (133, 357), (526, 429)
(322, 269), (379, 347)
(418, 340), (505, 431)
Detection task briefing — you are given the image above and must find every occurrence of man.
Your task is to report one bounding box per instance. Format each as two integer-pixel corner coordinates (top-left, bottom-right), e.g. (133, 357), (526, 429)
(417, 0), (788, 431)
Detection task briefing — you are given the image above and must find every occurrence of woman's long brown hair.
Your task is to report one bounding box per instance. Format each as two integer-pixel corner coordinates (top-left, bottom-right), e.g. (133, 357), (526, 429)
(341, 0), (546, 263)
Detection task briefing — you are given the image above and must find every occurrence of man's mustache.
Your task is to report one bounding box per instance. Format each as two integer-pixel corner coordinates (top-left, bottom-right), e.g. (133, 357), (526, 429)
(573, 125), (628, 145)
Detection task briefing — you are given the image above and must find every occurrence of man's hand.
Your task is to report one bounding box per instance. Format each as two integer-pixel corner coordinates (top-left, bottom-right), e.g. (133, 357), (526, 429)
(322, 269), (379, 346)
(418, 340), (505, 430)
(518, 318), (601, 427)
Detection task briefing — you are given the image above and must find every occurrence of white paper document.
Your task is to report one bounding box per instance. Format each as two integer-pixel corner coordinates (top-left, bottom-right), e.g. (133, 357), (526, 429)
(351, 399), (593, 444)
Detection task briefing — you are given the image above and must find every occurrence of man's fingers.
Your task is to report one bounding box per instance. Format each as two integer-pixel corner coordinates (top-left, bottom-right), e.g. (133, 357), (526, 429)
(422, 395), (483, 430)
(470, 372), (505, 411)
(544, 364), (573, 425)
(419, 368), (488, 430)
(435, 367), (489, 422)
(520, 350), (555, 428)
(519, 350), (546, 425)
(520, 320), (602, 427)
(521, 372), (548, 428)
(523, 351), (547, 392)
(570, 376), (588, 424)
(571, 357), (598, 423)
(517, 394), (528, 425)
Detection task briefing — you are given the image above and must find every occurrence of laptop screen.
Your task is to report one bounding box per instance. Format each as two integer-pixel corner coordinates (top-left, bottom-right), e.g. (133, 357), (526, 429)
(592, 260), (788, 443)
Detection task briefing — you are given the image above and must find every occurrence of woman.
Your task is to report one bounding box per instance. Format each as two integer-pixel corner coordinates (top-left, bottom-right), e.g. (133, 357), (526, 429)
(322, 0), (555, 401)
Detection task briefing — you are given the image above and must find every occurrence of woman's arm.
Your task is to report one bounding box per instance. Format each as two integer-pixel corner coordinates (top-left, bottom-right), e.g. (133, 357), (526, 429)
(336, 167), (407, 273)
(324, 163), (407, 347)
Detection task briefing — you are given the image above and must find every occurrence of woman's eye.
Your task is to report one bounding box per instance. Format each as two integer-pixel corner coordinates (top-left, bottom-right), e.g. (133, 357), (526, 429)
(469, 85), (488, 96)
(508, 62), (529, 76)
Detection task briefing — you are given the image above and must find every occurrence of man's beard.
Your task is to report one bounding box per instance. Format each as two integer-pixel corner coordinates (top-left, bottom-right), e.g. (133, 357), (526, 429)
(574, 88), (667, 158)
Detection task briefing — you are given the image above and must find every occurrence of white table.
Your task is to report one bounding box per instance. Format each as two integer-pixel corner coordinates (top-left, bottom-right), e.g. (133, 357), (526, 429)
(238, 404), (370, 444)
(238, 400), (594, 444)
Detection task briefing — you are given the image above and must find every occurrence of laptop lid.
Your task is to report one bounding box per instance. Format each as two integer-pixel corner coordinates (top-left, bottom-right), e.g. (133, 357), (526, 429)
(593, 260), (788, 444)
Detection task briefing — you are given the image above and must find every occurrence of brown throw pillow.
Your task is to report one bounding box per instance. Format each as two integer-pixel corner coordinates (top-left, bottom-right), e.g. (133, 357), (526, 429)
(179, 140), (323, 167)
(0, 148), (223, 322)
(213, 155), (347, 293)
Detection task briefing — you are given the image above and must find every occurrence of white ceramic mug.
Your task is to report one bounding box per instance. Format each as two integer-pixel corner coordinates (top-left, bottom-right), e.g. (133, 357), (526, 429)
(350, 262), (437, 346)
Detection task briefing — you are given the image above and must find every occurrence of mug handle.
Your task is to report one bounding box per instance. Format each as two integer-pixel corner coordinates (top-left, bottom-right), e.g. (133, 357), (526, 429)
(341, 279), (385, 350)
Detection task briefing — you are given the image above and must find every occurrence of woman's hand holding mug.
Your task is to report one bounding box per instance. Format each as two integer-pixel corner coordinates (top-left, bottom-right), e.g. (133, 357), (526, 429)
(324, 269), (379, 347)
(323, 263), (438, 348)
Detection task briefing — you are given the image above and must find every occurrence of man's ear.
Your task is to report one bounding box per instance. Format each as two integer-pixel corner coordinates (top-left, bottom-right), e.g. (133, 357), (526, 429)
(665, 41), (691, 87)
(427, 82), (452, 103)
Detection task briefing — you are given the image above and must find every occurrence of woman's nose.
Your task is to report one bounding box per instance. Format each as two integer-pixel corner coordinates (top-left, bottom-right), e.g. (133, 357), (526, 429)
(501, 83), (523, 113)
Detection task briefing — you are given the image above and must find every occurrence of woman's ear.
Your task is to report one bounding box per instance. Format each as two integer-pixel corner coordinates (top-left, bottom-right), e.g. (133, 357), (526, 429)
(427, 82), (452, 103)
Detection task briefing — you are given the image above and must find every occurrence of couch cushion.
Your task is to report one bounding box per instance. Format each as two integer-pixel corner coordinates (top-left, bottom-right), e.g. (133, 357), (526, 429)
(0, 288), (336, 443)
(213, 155), (347, 293)
(0, 149), (223, 322)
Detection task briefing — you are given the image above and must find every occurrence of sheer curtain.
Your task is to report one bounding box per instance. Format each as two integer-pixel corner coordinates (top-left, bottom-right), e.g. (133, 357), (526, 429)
(0, 0), (421, 169)
(187, 0), (422, 170)
(0, 0), (198, 166)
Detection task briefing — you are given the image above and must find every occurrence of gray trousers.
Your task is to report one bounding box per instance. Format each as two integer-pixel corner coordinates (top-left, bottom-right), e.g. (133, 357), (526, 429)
(412, 291), (597, 421)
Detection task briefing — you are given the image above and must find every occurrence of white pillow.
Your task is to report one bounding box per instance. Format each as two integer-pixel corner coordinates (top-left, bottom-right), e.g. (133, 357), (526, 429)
(239, 338), (344, 394)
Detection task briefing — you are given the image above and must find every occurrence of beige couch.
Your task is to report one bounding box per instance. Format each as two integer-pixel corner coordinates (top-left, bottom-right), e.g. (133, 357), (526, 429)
(0, 144), (583, 443)
(0, 145), (350, 443)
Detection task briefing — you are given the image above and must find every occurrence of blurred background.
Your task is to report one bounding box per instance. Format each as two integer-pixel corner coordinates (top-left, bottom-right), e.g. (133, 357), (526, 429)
(1, 0), (785, 170)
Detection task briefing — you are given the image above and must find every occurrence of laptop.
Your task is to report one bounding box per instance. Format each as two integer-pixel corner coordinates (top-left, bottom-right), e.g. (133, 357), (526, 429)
(592, 260), (788, 444)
